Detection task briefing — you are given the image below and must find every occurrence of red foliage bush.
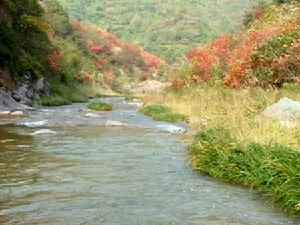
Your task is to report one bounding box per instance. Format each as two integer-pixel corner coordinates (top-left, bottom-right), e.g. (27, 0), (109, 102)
(75, 71), (93, 82)
(95, 59), (106, 69)
(103, 72), (114, 83)
(48, 51), (64, 74)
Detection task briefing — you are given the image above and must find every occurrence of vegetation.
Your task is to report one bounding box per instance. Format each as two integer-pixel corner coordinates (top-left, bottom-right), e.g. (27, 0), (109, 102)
(140, 104), (186, 123)
(171, 1), (300, 88)
(143, 84), (300, 213)
(57, 0), (260, 61)
(87, 101), (113, 111)
(189, 128), (300, 214)
(124, 95), (139, 101)
(0, 0), (51, 80)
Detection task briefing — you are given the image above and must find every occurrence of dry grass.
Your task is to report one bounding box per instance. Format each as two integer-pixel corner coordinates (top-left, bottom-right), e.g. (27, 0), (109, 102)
(142, 85), (300, 147)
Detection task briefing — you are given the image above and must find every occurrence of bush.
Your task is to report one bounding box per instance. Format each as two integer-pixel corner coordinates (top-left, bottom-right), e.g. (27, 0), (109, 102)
(140, 104), (187, 123)
(87, 101), (112, 111)
(189, 128), (300, 214)
(124, 95), (139, 101)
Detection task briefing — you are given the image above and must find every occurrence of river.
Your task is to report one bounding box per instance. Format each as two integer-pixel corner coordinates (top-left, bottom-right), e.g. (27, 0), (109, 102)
(0, 98), (299, 225)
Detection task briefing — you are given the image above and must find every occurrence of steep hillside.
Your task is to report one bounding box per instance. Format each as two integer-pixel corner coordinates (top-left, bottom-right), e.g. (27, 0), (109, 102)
(45, 0), (164, 98)
(57, 0), (259, 61)
(0, 0), (165, 109)
(172, 1), (300, 88)
(0, 0), (52, 107)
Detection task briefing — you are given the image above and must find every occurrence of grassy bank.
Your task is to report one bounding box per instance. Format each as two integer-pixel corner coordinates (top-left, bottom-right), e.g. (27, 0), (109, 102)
(142, 85), (300, 214)
(189, 128), (300, 214)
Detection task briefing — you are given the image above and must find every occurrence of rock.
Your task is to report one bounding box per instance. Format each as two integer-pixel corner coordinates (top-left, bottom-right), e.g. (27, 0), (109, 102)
(105, 120), (124, 126)
(0, 87), (19, 110)
(127, 102), (144, 107)
(0, 139), (14, 143)
(22, 120), (48, 127)
(259, 97), (300, 128)
(84, 113), (102, 118)
(0, 111), (11, 115)
(11, 111), (24, 116)
(14, 84), (33, 106)
(33, 78), (50, 100)
(30, 129), (57, 135)
(131, 80), (171, 94)
(259, 97), (300, 120)
(156, 124), (186, 133)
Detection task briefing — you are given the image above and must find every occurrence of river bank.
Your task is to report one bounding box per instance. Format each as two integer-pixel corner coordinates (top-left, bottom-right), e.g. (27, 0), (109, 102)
(141, 85), (300, 214)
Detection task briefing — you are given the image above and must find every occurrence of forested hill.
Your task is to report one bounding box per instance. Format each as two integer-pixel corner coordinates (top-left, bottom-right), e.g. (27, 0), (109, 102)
(57, 0), (260, 62)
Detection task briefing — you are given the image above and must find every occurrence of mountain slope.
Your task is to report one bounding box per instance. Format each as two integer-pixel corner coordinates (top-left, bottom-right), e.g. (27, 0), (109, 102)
(57, 0), (259, 61)
(172, 1), (300, 88)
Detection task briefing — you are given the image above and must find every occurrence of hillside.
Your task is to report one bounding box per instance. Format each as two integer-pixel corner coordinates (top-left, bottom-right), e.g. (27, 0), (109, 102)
(0, 0), (165, 109)
(57, 0), (260, 61)
(172, 1), (300, 88)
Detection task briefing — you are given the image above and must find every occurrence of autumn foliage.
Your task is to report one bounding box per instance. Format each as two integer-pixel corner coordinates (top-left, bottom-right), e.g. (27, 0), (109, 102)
(48, 51), (64, 74)
(179, 2), (300, 88)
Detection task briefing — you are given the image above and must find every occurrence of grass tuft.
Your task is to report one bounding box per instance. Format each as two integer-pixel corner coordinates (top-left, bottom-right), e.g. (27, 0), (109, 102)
(87, 101), (113, 111)
(140, 104), (187, 123)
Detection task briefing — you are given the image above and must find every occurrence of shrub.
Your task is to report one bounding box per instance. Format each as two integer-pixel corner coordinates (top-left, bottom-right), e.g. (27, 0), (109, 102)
(87, 101), (112, 111)
(124, 95), (139, 101)
(140, 104), (187, 123)
(189, 128), (300, 214)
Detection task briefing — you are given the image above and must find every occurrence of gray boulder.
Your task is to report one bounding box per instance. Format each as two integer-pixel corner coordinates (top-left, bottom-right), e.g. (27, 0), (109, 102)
(0, 87), (19, 110)
(33, 78), (50, 100)
(259, 97), (300, 128)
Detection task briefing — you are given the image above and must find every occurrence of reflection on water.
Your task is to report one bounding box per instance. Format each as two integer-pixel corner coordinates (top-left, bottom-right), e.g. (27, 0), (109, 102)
(0, 100), (299, 225)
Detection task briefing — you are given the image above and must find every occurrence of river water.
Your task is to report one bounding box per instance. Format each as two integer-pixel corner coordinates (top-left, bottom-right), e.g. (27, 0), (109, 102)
(0, 98), (299, 225)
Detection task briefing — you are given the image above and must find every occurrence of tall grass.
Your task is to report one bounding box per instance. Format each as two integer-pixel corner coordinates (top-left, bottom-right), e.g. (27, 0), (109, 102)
(189, 128), (300, 214)
(142, 85), (300, 147)
(140, 104), (187, 123)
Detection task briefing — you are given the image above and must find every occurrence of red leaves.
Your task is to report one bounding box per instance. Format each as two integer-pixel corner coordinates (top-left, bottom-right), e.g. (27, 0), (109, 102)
(47, 31), (56, 40)
(103, 72), (114, 83)
(95, 59), (106, 69)
(75, 71), (93, 82)
(140, 50), (164, 69)
(185, 35), (231, 84)
(48, 51), (64, 74)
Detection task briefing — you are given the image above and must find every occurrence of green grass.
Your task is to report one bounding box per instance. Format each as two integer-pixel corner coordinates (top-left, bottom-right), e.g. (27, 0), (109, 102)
(38, 82), (94, 106)
(87, 102), (113, 111)
(38, 96), (71, 106)
(189, 128), (300, 214)
(124, 95), (139, 101)
(140, 104), (187, 123)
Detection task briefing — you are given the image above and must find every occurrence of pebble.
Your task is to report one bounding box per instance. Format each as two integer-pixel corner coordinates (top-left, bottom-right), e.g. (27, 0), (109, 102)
(105, 120), (124, 126)
(30, 129), (57, 136)
(84, 113), (102, 118)
(11, 111), (24, 116)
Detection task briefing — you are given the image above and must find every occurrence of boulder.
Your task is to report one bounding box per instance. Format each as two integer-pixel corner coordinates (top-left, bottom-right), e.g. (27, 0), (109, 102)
(258, 97), (300, 128)
(30, 129), (57, 135)
(11, 111), (24, 116)
(259, 97), (300, 120)
(0, 87), (19, 110)
(33, 77), (50, 100)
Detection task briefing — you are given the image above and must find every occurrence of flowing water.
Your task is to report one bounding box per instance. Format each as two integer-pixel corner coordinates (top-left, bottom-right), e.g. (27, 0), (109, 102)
(0, 98), (299, 225)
